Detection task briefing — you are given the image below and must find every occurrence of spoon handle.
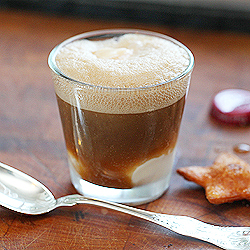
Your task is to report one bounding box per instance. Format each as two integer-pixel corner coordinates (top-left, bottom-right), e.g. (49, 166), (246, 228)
(56, 194), (250, 249)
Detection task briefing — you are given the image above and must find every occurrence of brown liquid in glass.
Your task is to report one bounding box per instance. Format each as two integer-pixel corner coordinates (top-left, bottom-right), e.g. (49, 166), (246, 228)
(57, 95), (185, 189)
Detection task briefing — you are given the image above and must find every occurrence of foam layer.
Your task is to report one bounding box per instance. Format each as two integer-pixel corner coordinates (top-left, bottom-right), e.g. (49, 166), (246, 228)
(53, 33), (192, 114)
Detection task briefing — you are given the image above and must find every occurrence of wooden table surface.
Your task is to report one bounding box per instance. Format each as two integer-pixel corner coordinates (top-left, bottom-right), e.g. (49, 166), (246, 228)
(0, 9), (250, 249)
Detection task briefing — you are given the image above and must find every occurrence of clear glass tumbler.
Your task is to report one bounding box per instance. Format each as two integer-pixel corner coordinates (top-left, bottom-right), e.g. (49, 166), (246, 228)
(48, 29), (194, 205)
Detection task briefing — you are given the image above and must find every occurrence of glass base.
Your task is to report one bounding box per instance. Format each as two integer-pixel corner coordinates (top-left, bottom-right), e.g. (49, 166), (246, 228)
(70, 165), (171, 205)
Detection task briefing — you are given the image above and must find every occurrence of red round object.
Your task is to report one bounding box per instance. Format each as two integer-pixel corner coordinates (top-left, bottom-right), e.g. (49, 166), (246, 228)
(210, 89), (250, 126)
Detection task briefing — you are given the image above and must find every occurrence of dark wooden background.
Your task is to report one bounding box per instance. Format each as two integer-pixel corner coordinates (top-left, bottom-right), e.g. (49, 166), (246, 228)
(0, 9), (250, 249)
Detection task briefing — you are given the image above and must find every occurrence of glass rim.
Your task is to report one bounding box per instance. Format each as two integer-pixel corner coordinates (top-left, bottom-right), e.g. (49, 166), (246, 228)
(48, 29), (194, 91)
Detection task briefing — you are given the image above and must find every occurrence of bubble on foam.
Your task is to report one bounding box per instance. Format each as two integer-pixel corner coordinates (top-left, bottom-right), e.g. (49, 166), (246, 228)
(54, 33), (192, 114)
(93, 47), (133, 60)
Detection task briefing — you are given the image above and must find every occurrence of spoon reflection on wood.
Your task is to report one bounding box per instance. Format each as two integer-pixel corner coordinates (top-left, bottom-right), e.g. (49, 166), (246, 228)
(0, 161), (249, 250)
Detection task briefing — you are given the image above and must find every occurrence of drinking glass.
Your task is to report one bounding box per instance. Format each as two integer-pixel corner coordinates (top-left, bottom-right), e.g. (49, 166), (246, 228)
(48, 29), (194, 205)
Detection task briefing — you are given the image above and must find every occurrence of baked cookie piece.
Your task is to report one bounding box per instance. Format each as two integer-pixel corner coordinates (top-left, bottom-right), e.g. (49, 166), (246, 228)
(177, 152), (250, 204)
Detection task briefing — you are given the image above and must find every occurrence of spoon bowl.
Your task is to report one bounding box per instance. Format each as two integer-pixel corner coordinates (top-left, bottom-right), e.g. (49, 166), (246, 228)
(0, 161), (250, 249)
(0, 162), (56, 214)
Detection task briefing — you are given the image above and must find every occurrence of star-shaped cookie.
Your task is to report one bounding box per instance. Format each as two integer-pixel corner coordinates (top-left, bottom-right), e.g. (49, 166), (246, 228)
(177, 152), (250, 204)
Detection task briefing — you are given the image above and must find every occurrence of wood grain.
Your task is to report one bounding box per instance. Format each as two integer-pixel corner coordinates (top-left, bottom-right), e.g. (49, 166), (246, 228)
(0, 9), (250, 249)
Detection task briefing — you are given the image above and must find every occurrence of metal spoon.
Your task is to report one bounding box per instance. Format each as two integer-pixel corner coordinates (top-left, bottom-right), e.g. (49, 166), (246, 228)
(0, 161), (249, 249)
